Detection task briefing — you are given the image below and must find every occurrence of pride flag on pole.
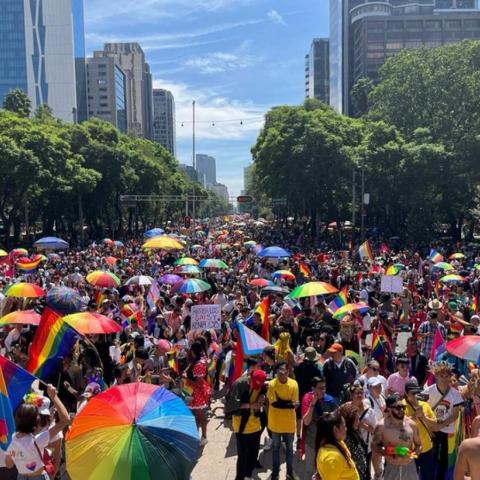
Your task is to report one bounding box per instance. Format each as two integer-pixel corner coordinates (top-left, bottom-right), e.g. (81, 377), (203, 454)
(328, 286), (348, 314)
(26, 308), (78, 380)
(358, 240), (374, 261)
(0, 367), (14, 450)
(299, 261), (311, 278)
(256, 297), (270, 341)
(147, 280), (160, 310)
(429, 249), (443, 263)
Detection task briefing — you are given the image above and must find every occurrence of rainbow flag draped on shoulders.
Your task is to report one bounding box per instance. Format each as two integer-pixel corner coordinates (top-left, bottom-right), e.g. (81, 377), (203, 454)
(26, 307), (78, 380)
(0, 355), (35, 450)
(358, 240), (374, 261)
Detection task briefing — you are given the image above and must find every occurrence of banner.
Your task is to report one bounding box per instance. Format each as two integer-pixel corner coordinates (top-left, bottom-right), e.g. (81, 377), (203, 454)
(380, 275), (403, 294)
(191, 304), (221, 330)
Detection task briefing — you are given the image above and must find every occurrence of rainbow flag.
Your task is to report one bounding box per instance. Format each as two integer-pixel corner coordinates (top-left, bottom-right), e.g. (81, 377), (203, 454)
(26, 308), (78, 380)
(182, 381), (193, 398)
(147, 280), (160, 310)
(299, 261), (311, 278)
(471, 294), (478, 314)
(429, 248), (443, 263)
(371, 331), (386, 363)
(447, 413), (464, 479)
(328, 286), (348, 314)
(434, 277), (441, 299)
(95, 291), (104, 309)
(0, 355), (36, 409)
(358, 240), (373, 261)
(0, 367), (14, 450)
(16, 257), (42, 273)
(385, 264), (400, 276)
(256, 297), (270, 341)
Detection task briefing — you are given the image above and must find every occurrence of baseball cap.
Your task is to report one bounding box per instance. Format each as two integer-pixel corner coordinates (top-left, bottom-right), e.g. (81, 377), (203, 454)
(250, 369), (267, 390)
(386, 394), (402, 408)
(404, 380), (422, 394)
(367, 377), (383, 388)
(24, 393), (51, 416)
(327, 343), (343, 354)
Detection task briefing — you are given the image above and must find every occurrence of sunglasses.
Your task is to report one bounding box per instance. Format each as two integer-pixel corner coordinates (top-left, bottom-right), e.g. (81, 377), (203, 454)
(391, 405), (407, 411)
(370, 367), (380, 372)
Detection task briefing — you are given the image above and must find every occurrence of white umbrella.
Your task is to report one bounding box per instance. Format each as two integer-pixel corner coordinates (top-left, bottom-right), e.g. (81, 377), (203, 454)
(125, 275), (154, 286)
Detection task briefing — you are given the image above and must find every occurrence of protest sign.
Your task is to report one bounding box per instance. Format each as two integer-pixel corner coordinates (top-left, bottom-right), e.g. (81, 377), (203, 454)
(380, 275), (403, 294)
(191, 304), (221, 330)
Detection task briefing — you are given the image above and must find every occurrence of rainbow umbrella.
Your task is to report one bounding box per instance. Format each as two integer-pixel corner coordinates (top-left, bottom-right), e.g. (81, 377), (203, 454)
(199, 259), (228, 269)
(172, 279), (211, 294)
(288, 281), (338, 299)
(142, 236), (184, 250)
(63, 312), (121, 335)
(440, 274), (466, 284)
(5, 282), (45, 298)
(432, 262), (454, 271)
(175, 265), (202, 275)
(244, 240), (257, 248)
(66, 383), (199, 480)
(86, 271), (121, 288)
(0, 310), (41, 326)
(257, 246), (291, 258)
(449, 253), (465, 260)
(0, 249), (7, 257)
(159, 274), (182, 285)
(175, 257), (198, 266)
(46, 287), (87, 314)
(446, 336), (480, 362)
(10, 248), (28, 258)
(272, 270), (296, 281)
(333, 302), (369, 319)
(250, 278), (274, 288)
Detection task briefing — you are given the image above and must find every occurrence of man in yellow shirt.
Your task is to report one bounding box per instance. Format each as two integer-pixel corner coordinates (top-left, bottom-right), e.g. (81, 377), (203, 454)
(267, 361), (299, 480)
(226, 369), (267, 480)
(402, 380), (440, 480)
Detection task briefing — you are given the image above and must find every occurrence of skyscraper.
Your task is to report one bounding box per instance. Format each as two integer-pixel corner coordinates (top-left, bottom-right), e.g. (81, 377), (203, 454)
(0, 0), (86, 122)
(96, 43), (153, 138)
(152, 89), (176, 157)
(305, 38), (330, 103)
(86, 56), (127, 133)
(330, 0), (480, 115)
(195, 154), (216, 187)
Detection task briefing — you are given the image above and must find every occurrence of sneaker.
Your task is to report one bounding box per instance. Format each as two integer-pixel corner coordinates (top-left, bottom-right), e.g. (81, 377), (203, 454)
(263, 436), (273, 451)
(199, 437), (208, 447)
(286, 472), (300, 480)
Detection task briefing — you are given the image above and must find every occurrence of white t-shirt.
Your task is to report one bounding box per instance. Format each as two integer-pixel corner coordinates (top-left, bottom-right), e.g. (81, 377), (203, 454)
(7, 430), (49, 474)
(359, 402), (377, 451)
(423, 384), (464, 434)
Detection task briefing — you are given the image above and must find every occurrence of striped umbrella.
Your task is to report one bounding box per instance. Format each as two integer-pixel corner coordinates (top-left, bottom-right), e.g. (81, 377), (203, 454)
(0, 310), (41, 326)
(46, 287), (87, 314)
(175, 265), (202, 275)
(5, 282), (45, 298)
(198, 259), (228, 269)
(172, 279), (211, 294)
(174, 257), (199, 266)
(63, 312), (121, 335)
(86, 271), (121, 288)
(288, 281), (338, 299)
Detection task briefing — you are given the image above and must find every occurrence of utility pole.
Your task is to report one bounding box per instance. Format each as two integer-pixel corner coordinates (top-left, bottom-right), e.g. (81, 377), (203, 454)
(352, 170), (356, 236)
(360, 166), (365, 241)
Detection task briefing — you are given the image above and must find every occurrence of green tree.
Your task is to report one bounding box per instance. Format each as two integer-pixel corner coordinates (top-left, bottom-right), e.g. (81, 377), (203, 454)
(3, 89), (31, 118)
(351, 77), (373, 117)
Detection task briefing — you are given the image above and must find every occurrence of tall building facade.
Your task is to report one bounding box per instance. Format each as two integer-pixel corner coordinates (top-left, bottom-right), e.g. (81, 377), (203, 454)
(208, 183), (229, 202)
(305, 38), (330, 103)
(96, 43), (153, 138)
(0, 0), (86, 122)
(86, 56), (127, 133)
(330, 0), (480, 115)
(152, 89), (176, 157)
(195, 154), (216, 187)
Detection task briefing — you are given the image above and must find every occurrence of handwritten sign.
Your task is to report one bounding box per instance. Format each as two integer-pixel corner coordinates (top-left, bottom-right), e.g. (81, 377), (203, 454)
(380, 275), (403, 294)
(191, 304), (221, 330)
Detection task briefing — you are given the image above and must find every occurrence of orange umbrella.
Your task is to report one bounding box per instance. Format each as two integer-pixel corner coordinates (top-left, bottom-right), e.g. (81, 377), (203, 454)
(0, 310), (41, 326)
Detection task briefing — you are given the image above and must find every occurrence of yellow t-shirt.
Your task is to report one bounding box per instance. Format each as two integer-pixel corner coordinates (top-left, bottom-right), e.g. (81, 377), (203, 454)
(232, 390), (262, 434)
(316, 442), (360, 480)
(402, 399), (436, 453)
(267, 377), (299, 434)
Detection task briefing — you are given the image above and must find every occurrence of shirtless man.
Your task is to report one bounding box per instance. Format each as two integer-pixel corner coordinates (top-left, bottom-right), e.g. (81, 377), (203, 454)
(454, 437), (480, 480)
(372, 394), (422, 480)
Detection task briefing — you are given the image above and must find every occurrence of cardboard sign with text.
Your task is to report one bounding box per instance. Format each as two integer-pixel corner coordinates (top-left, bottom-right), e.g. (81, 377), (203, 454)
(191, 304), (221, 330)
(380, 275), (403, 294)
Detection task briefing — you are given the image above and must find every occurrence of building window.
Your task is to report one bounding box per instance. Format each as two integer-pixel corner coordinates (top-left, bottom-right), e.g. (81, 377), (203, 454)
(425, 20), (441, 30)
(97, 79), (107, 85)
(465, 19), (480, 28)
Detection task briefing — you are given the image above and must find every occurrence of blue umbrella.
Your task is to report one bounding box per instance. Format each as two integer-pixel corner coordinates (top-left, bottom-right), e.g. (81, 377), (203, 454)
(144, 228), (165, 238)
(46, 287), (87, 314)
(33, 236), (69, 250)
(257, 246), (291, 258)
(172, 279), (211, 294)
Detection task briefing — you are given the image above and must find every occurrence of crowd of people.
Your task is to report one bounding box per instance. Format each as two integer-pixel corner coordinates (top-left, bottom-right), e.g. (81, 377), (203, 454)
(0, 215), (479, 480)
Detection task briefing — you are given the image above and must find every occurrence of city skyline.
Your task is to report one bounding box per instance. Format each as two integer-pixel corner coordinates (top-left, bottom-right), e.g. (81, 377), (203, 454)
(84, 0), (330, 196)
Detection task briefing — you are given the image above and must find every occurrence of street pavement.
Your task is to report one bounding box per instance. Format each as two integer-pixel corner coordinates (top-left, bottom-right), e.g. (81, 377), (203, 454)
(192, 399), (305, 480)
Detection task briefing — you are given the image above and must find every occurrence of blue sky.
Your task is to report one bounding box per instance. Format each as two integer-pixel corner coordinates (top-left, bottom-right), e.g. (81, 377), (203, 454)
(84, 0), (329, 196)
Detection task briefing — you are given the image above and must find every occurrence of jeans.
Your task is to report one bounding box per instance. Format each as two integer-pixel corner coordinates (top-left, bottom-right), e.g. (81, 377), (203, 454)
(17, 474), (49, 480)
(235, 430), (261, 480)
(416, 448), (435, 480)
(271, 432), (294, 477)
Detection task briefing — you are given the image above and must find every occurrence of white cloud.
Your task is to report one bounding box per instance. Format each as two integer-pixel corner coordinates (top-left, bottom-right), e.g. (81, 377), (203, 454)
(184, 52), (254, 74)
(267, 9), (287, 26)
(153, 79), (266, 142)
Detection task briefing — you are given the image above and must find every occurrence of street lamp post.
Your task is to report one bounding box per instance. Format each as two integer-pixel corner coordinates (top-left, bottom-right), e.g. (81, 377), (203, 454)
(192, 100), (196, 230)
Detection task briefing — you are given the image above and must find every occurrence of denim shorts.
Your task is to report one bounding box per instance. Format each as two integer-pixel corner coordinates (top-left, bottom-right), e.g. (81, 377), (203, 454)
(17, 473), (49, 480)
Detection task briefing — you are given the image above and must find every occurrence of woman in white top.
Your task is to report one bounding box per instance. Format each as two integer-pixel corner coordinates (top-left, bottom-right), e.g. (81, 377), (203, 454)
(5, 384), (70, 480)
